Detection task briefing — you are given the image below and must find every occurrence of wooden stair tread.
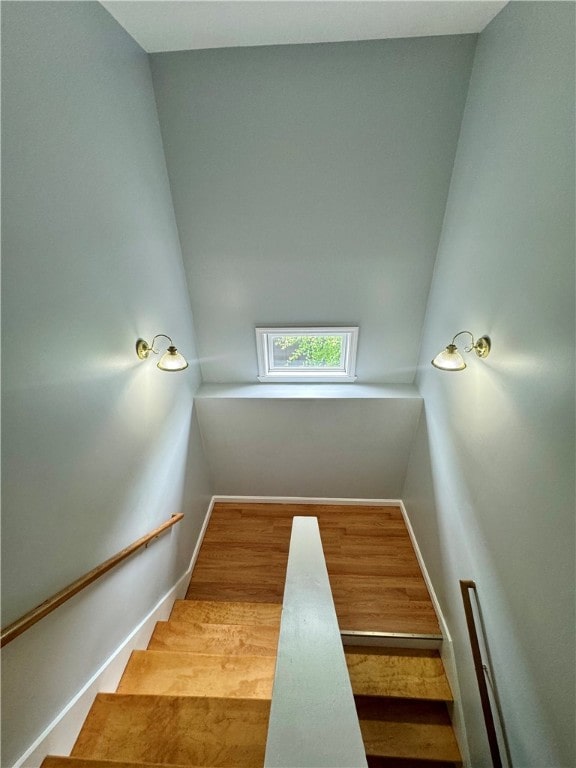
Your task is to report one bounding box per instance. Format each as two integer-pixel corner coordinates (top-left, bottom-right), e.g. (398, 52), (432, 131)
(72, 694), (270, 767)
(170, 599), (281, 627)
(42, 758), (205, 768)
(118, 650), (275, 699)
(148, 620), (279, 656)
(356, 697), (461, 763)
(345, 647), (453, 701)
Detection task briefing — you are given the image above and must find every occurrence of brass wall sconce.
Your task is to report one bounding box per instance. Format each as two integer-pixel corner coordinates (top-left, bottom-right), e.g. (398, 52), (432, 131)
(136, 334), (188, 372)
(432, 331), (491, 372)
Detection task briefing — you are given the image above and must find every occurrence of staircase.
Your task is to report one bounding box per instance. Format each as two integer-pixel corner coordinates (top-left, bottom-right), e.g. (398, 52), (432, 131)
(41, 503), (462, 767)
(42, 599), (461, 768)
(41, 600), (280, 768)
(346, 646), (462, 766)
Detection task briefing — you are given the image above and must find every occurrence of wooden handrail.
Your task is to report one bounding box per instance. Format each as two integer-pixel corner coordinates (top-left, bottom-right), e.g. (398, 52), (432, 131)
(460, 580), (503, 768)
(1, 513), (184, 648)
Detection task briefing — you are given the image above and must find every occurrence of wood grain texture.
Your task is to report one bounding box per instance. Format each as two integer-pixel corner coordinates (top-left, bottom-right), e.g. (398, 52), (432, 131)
(356, 697), (461, 763)
(345, 648), (453, 701)
(186, 503), (440, 635)
(118, 650), (275, 699)
(170, 599), (282, 627)
(42, 759), (196, 768)
(71, 694), (270, 767)
(148, 620), (279, 656)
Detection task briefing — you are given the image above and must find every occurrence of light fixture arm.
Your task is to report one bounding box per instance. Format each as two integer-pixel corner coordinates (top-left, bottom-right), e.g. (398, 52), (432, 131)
(148, 334), (174, 355)
(451, 330), (476, 353)
(136, 334), (173, 360)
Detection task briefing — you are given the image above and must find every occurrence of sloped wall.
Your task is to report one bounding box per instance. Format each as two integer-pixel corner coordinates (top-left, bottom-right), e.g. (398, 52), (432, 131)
(403, 3), (575, 766)
(150, 35), (477, 384)
(1, 3), (211, 765)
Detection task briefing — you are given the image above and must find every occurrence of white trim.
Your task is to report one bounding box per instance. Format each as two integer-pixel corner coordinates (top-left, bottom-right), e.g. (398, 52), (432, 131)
(399, 501), (471, 768)
(13, 498), (216, 768)
(398, 501), (450, 643)
(255, 327), (358, 383)
(211, 495), (403, 507)
(188, 496), (217, 574)
(257, 374), (358, 383)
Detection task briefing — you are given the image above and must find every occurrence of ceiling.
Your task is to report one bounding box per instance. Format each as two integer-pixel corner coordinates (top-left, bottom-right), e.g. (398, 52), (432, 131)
(101, 1), (507, 53)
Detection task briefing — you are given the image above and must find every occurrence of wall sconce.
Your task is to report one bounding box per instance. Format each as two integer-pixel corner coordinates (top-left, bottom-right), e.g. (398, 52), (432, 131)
(136, 334), (188, 372)
(432, 331), (491, 371)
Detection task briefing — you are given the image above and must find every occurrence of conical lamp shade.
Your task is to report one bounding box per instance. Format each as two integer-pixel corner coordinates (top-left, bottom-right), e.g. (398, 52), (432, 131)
(432, 344), (466, 371)
(157, 346), (188, 372)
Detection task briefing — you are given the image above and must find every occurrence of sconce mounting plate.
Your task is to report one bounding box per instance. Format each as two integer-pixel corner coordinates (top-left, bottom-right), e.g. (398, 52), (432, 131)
(136, 339), (151, 360)
(474, 336), (491, 358)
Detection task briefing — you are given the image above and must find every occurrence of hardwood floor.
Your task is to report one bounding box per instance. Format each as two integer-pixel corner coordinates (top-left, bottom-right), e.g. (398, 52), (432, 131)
(186, 502), (440, 635)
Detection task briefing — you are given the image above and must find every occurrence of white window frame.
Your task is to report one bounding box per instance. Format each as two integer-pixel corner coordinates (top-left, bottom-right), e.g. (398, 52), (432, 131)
(255, 327), (359, 383)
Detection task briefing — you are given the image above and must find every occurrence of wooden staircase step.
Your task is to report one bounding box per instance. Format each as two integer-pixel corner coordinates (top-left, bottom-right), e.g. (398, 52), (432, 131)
(148, 620), (279, 656)
(170, 599), (281, 627)
(345, 647), (453, 701)
(42, 759), (199, 768)
(185, 582), (285, 603)
(71, 694), (270, 767)
(356, 697), (462, 764)
(117, 650), (275, 699)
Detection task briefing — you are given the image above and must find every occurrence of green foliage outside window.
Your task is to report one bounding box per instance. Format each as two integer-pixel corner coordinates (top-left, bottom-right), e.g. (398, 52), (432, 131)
(273, 335), (343, 368)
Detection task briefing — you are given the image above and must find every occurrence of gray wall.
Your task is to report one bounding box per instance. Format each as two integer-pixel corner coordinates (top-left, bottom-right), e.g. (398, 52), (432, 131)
(195, 385), (422, 498)
(1, 3), (211, 764)
(403, 3), (575, 766)
(150, 35), (477, 384)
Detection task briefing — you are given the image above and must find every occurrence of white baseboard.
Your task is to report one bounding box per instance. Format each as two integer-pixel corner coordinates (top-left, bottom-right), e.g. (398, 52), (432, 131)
(212, 494), (403, 506)
(189, 495), (217, 573)
(399, 501), (471, 768)
(15, 571), (188, 768)
(14, 498), (215, 768)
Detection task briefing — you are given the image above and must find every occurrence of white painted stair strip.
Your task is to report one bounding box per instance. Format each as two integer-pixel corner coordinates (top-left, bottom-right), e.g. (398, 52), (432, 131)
(264, 516), (368, 768)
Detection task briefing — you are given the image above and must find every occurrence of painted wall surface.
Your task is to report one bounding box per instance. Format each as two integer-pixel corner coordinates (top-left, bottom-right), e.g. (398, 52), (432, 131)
(1, 3), (211, 764)
(403, 4), (575, 766)
(150, 36), (477, 384)
(195, 392), (421, 498)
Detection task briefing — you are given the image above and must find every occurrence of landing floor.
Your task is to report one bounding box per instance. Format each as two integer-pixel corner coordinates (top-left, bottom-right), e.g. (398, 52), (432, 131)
(186, 502), (440, 635)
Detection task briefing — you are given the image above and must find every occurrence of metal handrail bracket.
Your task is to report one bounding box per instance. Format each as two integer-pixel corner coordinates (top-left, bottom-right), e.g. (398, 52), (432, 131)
(265, 516), (367, 768)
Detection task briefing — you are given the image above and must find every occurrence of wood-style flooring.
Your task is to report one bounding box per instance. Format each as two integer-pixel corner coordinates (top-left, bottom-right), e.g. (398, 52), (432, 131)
(43, 599), (460, 768)
(186, 502), (440, 635)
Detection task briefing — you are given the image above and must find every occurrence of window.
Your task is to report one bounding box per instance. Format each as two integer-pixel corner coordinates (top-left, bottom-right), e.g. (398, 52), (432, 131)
(255, 327), (359, 382)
